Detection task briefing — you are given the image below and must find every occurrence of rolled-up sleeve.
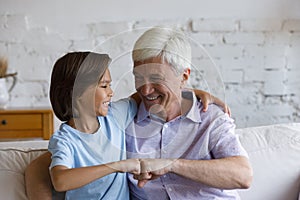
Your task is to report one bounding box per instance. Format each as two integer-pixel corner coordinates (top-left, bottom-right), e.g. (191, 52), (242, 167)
(209, 115), (248, 159)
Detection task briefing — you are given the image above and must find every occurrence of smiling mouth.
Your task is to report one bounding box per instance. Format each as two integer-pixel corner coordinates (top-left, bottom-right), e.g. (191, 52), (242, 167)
(145, 96), (159, 101)
(103, 101), (110, 107)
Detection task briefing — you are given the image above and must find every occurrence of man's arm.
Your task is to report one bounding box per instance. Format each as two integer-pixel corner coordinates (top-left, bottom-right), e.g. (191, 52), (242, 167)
(171, 156), (252, 189)
(136, 156), (252, 189)
(25, 152), (53, 200)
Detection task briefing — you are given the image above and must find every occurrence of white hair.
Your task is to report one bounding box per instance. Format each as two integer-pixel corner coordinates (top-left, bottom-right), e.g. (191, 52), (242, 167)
(132, 26), (191, 74)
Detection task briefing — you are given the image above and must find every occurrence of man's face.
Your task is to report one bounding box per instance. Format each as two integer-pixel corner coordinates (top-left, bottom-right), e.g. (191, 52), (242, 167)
(133, 57), (184, 120)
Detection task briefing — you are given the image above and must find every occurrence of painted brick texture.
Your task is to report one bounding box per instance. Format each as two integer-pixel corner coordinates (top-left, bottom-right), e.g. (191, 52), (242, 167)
(0, 14), (299, 128)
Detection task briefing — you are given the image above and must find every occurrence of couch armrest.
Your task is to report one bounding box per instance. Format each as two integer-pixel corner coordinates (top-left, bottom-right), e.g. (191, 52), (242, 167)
(236, 123), (300, 200)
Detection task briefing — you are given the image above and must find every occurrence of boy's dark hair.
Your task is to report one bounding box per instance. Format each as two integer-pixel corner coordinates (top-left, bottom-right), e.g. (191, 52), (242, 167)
(50, 52), (111, 121)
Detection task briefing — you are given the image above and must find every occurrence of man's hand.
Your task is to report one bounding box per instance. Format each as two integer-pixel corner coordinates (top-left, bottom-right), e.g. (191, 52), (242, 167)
(133, 158), (175, 188)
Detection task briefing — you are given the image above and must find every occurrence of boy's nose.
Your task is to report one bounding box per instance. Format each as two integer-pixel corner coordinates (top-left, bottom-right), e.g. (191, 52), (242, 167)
(108, 87), (114, 97)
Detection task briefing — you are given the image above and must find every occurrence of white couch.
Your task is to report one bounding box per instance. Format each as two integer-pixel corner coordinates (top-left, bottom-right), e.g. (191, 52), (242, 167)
(0, 123), (299, 200)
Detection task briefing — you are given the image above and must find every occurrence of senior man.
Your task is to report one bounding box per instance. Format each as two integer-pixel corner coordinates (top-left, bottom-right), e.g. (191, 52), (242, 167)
(125, 26), (252, 199)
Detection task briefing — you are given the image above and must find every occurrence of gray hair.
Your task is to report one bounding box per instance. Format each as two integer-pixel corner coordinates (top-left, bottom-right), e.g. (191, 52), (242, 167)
(132, 26), (191, 74)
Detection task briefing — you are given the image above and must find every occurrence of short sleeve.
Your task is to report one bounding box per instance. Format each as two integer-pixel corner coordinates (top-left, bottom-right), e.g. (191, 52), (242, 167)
(209, 114), (248, 159)
(48, 134), (74, 169)
(109, 98), (137, 130)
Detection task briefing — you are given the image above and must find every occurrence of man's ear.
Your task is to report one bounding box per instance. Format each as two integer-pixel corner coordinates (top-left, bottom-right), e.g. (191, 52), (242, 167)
(181, 68), (190, 88)
(182, 68), (190, 81)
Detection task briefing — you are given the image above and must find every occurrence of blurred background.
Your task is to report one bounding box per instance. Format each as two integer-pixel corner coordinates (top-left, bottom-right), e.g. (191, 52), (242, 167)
(0, 0), (299, 129)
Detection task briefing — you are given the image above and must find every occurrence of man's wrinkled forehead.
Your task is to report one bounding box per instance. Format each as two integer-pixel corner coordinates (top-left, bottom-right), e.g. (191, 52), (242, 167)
(133, 62), (176, 78)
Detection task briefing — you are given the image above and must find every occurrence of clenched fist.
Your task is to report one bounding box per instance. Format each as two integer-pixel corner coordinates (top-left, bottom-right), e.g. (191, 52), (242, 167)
(111, 158), (141, 175)
(133, 158), (176, 188)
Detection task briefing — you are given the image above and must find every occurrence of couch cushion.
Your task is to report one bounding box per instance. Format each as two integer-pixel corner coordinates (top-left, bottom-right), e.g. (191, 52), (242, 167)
(0, 124), (299, 200)
(0, 141), (48, 200)
(236, 123), (300, 200)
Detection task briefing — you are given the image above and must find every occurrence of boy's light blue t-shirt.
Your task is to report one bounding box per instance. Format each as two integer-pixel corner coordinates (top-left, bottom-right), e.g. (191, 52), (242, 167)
(48, 98), (137, 200)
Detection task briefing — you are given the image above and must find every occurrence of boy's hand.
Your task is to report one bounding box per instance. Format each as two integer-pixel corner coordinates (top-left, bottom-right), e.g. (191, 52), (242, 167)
(115, 159), (141, 175)
(193, 89), (231, 116)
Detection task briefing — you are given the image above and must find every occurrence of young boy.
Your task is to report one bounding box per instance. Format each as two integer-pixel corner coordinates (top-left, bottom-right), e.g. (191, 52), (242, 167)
(48, 52), (140, 199)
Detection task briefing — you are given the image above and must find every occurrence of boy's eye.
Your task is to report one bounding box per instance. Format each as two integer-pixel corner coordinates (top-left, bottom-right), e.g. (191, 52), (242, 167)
(99, 84), (111, 88)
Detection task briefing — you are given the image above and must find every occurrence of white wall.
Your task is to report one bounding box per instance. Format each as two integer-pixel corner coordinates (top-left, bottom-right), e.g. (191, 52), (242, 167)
(0, 0), (300, 129)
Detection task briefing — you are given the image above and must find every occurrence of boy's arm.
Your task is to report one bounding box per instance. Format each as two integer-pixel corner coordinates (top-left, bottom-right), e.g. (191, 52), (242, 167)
(193, 89), (231, 116)
(25, 152), (140, 195)
(25, 152), (53, 200)
(50, 158), (140, 192)
(130, 92), (141, 105)
(131, 90), (231, 116)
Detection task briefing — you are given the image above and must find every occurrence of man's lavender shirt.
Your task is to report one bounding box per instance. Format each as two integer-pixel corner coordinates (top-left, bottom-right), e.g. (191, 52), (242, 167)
(126, 91), (248, 200)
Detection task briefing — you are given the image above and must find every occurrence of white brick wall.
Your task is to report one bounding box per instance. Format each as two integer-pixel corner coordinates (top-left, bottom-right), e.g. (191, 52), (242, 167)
(0, 1), (300, 129)
(240, 19), (282, 32)
(223, 32), (265, 44)
(283, 19), (300, 31)
(192, 19), (238, 32)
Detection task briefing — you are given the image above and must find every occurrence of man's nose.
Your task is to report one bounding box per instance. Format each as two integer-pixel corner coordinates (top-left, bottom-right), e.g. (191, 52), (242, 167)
(139, 83), (154, 95)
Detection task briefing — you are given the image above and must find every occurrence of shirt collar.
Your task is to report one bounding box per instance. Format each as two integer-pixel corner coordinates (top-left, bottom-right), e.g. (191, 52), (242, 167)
(136, 90), (202, 123)
(136, 102), (150, 123)
(183, 91), (202, 123)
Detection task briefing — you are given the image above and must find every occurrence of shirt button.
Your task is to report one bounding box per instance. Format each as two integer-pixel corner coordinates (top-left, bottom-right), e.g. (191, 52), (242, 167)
(164, 124), (168, 128)
(168, 188), (172, 191)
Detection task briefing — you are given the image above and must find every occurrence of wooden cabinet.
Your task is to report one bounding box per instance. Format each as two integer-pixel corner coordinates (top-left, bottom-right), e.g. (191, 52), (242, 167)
(0, 108), (53, 140)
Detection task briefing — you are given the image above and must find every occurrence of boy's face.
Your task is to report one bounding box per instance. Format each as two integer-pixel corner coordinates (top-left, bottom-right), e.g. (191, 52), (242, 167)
(94, 69), (113, 116)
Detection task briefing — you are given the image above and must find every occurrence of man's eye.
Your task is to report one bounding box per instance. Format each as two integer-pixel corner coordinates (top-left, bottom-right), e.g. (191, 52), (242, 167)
(135, 76), (143, 81)
(151, 77), (162, 80)
(150, 76), (164, 82)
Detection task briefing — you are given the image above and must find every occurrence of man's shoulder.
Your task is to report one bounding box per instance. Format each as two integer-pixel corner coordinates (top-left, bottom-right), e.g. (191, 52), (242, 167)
(197, 100), (225, 115)
(196, 100), (233, 124)
(187, 90), (225, 116)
